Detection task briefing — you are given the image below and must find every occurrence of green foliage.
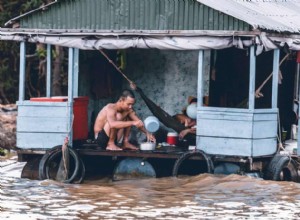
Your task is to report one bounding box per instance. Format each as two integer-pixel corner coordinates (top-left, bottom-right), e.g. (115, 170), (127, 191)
(0, 0), (47, 27)
(0, 0), (51, 103)
(0, 147), (6, 156)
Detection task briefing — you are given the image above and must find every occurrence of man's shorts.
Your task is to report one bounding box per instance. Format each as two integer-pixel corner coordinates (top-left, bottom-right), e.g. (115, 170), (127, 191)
(96, 130), (109, 148)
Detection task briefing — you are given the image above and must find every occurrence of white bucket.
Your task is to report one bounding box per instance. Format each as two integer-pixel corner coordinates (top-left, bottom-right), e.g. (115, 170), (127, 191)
(144, 116), (160, 133)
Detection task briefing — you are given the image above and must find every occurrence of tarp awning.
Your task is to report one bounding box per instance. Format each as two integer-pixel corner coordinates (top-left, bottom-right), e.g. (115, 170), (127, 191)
(1, 31), (300, 52)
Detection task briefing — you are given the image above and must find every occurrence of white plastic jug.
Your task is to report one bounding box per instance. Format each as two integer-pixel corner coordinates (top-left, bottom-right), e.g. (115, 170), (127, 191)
(144, 116), (160, 133)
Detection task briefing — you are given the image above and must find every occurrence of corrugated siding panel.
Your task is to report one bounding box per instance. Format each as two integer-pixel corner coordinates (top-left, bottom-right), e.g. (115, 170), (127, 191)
(20, 0), (250, 31)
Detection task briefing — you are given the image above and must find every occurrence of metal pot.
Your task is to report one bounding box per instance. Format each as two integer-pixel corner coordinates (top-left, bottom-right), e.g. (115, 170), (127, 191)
(140, 142), (156, 151)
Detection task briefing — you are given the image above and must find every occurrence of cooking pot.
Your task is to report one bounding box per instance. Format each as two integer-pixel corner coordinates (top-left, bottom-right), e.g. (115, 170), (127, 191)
(140, 142), (156, 151)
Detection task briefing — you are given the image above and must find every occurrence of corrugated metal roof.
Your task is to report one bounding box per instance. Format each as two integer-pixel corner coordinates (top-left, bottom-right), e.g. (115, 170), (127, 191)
(5, 0), (250, 32)
(197, 0), (300, 33)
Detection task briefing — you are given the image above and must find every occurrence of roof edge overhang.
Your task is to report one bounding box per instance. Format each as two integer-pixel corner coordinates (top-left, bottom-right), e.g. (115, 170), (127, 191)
(1, 28), (300, 52)
(0, 28), (260, 37)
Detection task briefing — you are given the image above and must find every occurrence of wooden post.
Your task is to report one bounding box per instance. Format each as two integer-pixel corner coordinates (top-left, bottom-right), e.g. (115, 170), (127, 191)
(19, 42), (26, 101)
(298, 64), (300, 155)
(196, 50), (204, 148)
(248, 46), (256, 110)
(73, 48), (79, 97)
(68, 47), (74, 146)
(197, 50), (204, 108)
(272, 49), (280, 108)
(46, 44), (52, 97)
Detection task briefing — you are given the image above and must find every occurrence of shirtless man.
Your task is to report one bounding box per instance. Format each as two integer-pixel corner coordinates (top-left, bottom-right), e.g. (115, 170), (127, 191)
(94, 89), (155, 151)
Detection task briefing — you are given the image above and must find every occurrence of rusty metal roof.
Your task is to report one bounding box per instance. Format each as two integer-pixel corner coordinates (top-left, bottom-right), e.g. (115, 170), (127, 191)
(197, 0), (300, 33)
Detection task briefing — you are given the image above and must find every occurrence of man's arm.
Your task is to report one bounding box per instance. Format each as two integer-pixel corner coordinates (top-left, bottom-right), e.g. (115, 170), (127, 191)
(179, 127), (196, 139)
(107, 107), (142, 129)
(128, 111), (145, 130)
(128, 111), (156, 142)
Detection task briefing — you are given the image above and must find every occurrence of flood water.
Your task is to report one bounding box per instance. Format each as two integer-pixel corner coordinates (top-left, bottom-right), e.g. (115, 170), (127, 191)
(1, 155), (300, 219)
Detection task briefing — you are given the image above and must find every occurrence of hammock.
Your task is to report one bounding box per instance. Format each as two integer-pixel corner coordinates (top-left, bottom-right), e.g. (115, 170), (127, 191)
(98, 49), (195, 140)
(135, 87), (186, 133)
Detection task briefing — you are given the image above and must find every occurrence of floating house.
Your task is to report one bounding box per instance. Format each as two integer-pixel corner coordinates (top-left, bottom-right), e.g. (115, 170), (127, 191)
(1, 0), (300, 182)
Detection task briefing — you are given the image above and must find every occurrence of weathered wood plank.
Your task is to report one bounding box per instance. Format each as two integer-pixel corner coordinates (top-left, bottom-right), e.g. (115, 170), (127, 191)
(197, 119), (253, 138)
(17, 101), (68, 107)
(253, 121), (277, 139)
(197, 136), (252, 156)
(17, 132), (68, 149)
(18, 105), (70, 117)
(17, 116), (69, 132)
(197, 111), (253, 121)
(253, 112), (277, 121)
(252, 138), (277, 156)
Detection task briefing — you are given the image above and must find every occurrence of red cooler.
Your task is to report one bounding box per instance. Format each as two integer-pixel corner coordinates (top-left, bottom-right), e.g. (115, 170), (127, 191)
(167, 132), (178, 145)
(30, 96), (89, 140)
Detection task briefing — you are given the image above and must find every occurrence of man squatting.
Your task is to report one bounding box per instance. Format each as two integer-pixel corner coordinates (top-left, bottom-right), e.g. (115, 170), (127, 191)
(94, 89), (156, 151)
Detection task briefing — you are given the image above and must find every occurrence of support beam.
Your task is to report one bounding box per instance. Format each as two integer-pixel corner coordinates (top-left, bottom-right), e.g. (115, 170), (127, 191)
(68, 47), (74, 145)
(197, 50), (204, 107)
(46, 44), (52, 97)
(297, 61), (300, 156)
(272, 49), (280, 108)
(196, 50), (204, 149)
(19, 42), (26, 101)
(73, 48), (79, 97)
(248, 46), (256, 110)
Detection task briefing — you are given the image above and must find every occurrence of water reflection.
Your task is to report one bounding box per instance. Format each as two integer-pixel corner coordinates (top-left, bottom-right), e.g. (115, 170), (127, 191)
(1, 158), (300, 219)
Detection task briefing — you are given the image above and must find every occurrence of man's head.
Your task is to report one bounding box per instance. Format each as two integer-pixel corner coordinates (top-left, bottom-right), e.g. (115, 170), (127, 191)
(118, 89), (136, 111)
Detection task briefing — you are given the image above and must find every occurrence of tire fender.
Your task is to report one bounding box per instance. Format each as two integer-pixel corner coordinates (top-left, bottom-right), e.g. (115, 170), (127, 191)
(265, 155), (299, 182)
(172, 150), (214, 177)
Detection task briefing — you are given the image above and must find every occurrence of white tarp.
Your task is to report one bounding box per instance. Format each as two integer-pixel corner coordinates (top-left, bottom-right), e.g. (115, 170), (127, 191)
(27, 35), (253, 50)
(1, 31), (300, 52)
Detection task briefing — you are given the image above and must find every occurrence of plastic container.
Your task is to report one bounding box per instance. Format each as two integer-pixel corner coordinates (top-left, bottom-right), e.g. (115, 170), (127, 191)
(30, 96), (89, 140)
(186, 103), (197, 119)
(144, 116), (160, 133)
(167, 132), (178, 145)
(140, 142), (156, 151)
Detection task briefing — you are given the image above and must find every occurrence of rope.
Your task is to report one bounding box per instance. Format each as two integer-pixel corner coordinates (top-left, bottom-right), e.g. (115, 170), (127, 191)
(62, 114), (74, 178)
(98, 49), (134, 85)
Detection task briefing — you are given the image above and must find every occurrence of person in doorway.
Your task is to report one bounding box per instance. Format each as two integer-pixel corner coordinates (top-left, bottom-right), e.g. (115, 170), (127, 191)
(94, 89), (155, 151)
(173, 97), (197, 140)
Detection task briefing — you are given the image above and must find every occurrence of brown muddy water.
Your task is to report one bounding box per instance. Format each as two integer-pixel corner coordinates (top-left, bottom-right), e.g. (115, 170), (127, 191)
(1, 155), (300, 219)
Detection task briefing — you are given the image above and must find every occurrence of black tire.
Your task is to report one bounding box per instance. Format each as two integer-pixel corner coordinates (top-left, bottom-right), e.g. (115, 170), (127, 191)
(45, 147), (80, 183)
(38, 145), (62, 180)
(264, 155), (299, 182)
(172, 150), (214, 177)
(72, 158), (86, 184)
